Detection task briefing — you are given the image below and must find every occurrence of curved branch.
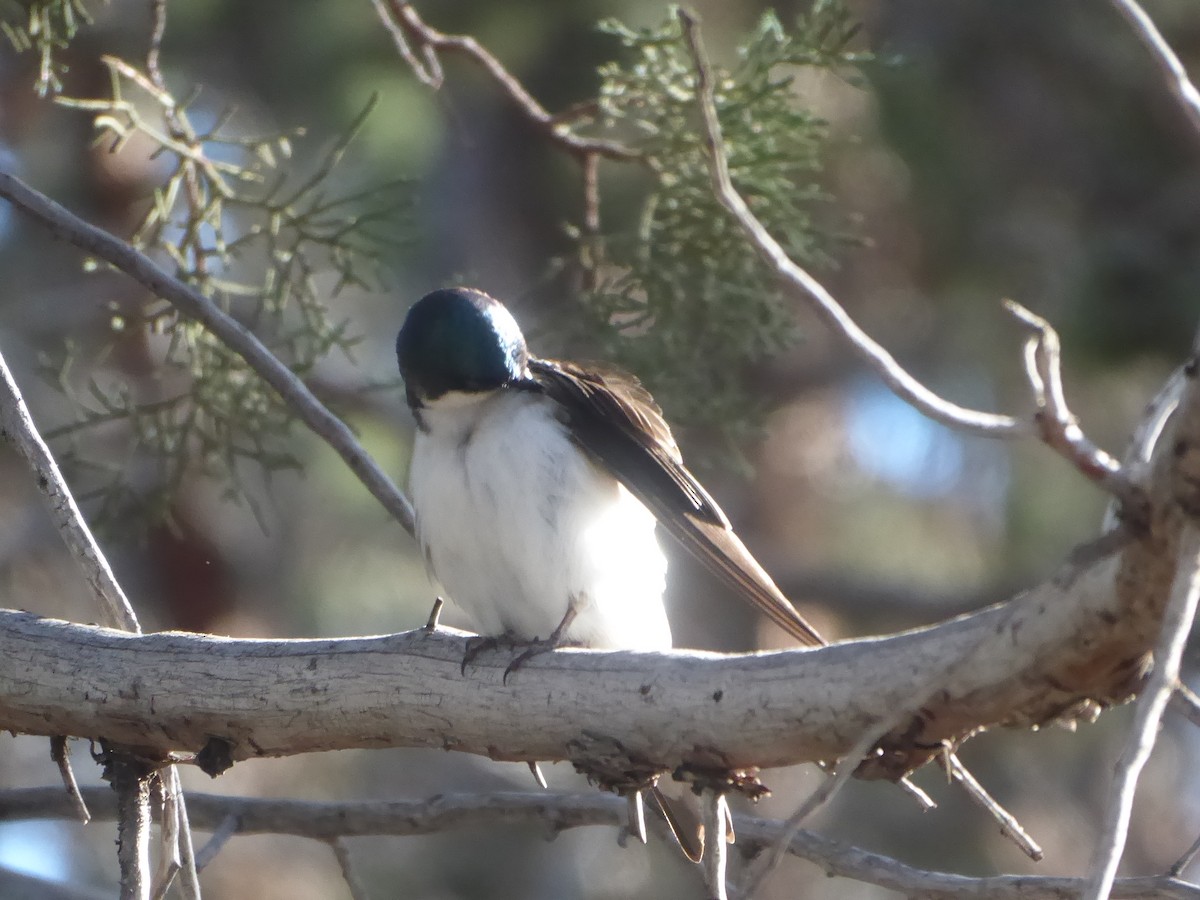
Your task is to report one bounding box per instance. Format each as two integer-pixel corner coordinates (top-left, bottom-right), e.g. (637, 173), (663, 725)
(675, 10), (1024, 440)
(371, 2), (639, 163)
(1109, 0), (1200, 144)
(1087, 525), (1200, 899)
(0, 172), (416, 537)
(7, 319), (1197, 779)
(0, 533), (1168, 776)
(0, 349), (139, 630)
(3, 787), (1198, 900)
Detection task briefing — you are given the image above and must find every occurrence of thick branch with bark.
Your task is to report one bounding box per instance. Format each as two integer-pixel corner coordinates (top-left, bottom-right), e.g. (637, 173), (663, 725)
(0, 532), (1174, 778)
(2, 276), (1196, 795)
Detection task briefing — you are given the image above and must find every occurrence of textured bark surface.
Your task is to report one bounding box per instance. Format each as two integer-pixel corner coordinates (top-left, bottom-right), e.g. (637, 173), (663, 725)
(0, 548), (1164, 779)
(0, 345), (1195, 789)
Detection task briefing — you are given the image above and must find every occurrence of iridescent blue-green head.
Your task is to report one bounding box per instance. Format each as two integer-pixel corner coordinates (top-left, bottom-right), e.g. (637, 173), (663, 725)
(396, 288), (530, 409)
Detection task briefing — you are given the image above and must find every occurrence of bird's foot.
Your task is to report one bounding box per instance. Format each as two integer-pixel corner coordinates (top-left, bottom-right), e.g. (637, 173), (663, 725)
(502, 598), (582, 683)
(501, 634), (576, 684)
(461, 634), (515, 674)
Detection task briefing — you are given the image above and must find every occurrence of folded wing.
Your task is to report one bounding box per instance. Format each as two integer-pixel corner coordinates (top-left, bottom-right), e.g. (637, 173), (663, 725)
(528, 358), (824, 648)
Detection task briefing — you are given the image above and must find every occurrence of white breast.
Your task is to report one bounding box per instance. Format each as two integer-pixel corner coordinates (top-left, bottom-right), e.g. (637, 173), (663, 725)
(408, 389), (672, 650)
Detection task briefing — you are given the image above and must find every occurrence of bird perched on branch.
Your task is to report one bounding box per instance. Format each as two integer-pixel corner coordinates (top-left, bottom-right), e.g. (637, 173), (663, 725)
(396, 286), (825, 860)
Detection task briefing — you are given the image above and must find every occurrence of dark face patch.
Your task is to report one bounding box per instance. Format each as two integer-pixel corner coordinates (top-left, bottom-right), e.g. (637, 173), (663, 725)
(396, 288), (529, 406)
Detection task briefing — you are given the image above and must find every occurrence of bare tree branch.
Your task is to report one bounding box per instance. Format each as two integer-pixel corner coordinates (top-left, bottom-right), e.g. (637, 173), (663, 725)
(4, 787), (1199, 900)
(0, 347), (140, 631)
(740, 697), (908, 897)
(372, 1), (639, 163)
(1172, 831), (1200, 878)
(108, 753), (153, 900)
(0, 171), (416, 536)
(152, 768), (200, 900)
(701, 791), (729, 900)
(193, 814), (238, 872)
(944, 751), (1042, 861)
(1006, 300), (1147, 518)
(1086, 346), (1200, 899)
(675, 8), (1025, 440)
(1109, 0), (1200, 143)
(0, 338), (183, 896)
(49, 735), (90, 824)
(329, 839), (368, 900)
(0, 504), (1171, 777)
(1171, 682), (1200, 728)
(1086, 527), (1200, 899)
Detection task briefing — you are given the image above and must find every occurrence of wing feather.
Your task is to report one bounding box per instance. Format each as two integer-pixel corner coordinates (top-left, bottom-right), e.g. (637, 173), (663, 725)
(528, 358), (824, 647)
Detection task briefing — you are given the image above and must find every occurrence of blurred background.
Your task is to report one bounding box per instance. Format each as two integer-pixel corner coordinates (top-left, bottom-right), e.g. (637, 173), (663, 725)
(0, 0), (1198, 897)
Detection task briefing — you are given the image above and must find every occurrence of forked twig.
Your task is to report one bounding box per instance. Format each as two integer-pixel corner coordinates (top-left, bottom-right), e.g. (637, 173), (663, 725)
(372, 1), (638, 163)
(1006, 300), (1148, 516)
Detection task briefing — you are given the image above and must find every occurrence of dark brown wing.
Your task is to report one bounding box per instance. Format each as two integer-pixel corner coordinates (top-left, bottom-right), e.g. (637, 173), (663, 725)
(528, 358), (824, 647)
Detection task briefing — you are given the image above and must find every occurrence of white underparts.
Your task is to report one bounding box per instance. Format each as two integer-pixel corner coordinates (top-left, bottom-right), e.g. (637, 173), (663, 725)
(408, 389), (672, 650)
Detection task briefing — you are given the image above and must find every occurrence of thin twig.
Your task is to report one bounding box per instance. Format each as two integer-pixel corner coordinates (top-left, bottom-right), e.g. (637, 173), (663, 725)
(5, 787), (1200, 899)
(1109, 0), (1200, 144)
(0, 172), (416, 535)
(368, 0), (439, 85)
(1085, 525), (1200, 900)
(1171, 681), (1200, 729)
(0, 343), (155, 895)
(193, 814), (239, 872)
(944, 751), (1042, 861)
(329, 839), (369, 900)
(49, 737), (90, 824)
(1173, 832), (1200, 878)
(737, 715), (899, 898)
(0, 346), (140, 630)
(0, 326), (200, 898)
(895, 775), (936, 811)
(1006, 300), (1148, 516)
(676, 8), (1025, 440)
(141, 0), (214, 287)
(151, 768), (200, 899)
(735, 591), (1037, 897)
(145, 0), (169, 92)
(374, 2), (639, 163)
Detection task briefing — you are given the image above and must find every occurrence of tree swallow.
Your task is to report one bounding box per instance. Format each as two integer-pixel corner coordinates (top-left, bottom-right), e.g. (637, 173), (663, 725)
(396, 286), (825, 859)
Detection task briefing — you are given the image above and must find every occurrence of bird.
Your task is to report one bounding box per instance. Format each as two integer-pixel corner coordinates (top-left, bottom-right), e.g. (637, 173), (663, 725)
(396, 286), (825, 860)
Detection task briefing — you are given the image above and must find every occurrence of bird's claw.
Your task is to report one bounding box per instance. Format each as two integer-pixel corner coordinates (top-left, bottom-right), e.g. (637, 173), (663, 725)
(461, 634), (506, 675)
(502, 638), (560, 684)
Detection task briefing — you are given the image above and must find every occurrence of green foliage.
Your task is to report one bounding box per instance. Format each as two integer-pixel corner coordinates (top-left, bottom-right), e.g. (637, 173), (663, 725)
(566, 4), (867, 461)
(0, 0), (94, 95)
(49, 58), (411, 529)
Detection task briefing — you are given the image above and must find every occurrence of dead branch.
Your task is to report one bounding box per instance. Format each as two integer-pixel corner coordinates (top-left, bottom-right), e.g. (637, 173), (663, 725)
(0, 524), (1171, 775)
(3, 786), (1198, 900)
(371, 1), (638, 162)
(1085, 338), (1200, 899)
(1109, 0), (1200, 143)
